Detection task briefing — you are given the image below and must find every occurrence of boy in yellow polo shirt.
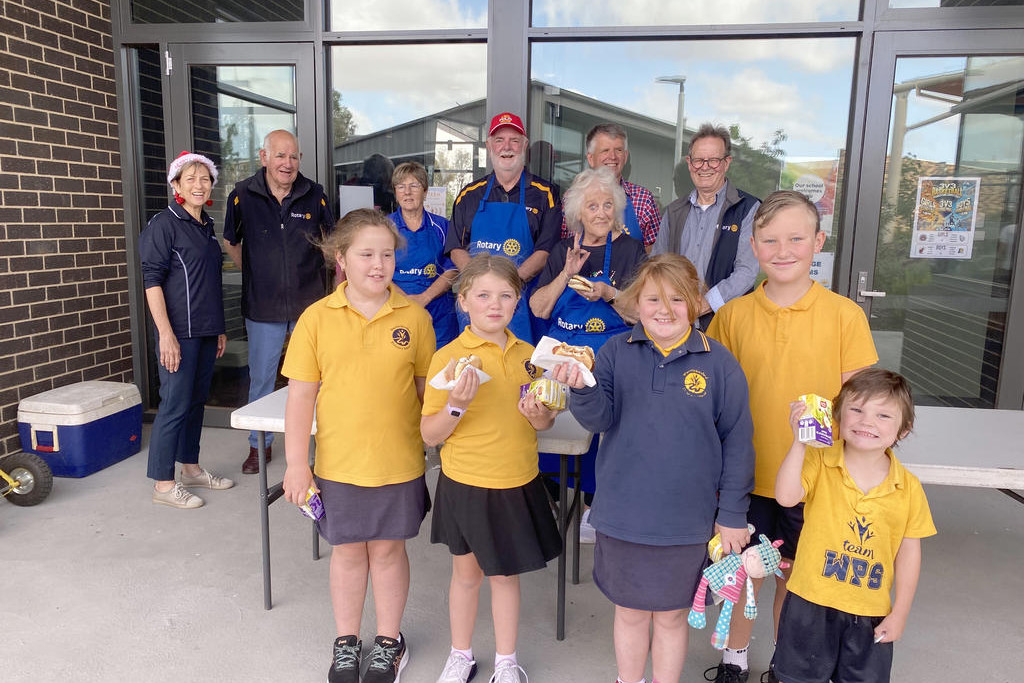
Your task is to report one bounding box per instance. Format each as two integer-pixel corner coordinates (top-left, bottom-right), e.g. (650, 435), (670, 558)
(706, 190), (878, 683)
(773, 368), (935, 683)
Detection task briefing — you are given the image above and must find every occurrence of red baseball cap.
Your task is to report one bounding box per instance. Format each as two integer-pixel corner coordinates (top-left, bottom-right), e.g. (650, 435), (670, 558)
(488, 112), (526, 136)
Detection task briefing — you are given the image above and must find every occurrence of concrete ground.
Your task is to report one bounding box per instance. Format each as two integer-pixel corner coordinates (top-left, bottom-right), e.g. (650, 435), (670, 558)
(2, 425), (1022, 682)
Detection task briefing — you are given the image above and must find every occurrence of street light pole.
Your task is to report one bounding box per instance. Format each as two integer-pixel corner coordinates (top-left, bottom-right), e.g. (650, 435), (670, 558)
(656, 76), (686, 199)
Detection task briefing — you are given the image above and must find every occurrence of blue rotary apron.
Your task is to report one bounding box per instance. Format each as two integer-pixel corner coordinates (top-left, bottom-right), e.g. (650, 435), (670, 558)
(547, 233), (630, 350)
(621, 193), (642, 242)
(457, 171), (536, 342)
(391, 210), (458, 347)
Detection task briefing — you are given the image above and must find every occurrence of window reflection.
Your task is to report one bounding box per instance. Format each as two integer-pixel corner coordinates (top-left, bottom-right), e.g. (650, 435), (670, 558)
(330, 0), (487, 31)
(533, 0), (858, 27)
(131, 0), (303, 23)
(530, 38), (856, 285)
(889, 0), (1023, 7)
(330, 44), (486, 215)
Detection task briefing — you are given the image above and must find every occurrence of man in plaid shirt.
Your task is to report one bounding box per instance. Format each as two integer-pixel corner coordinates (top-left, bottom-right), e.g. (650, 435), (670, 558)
(560, 123), (662, 248)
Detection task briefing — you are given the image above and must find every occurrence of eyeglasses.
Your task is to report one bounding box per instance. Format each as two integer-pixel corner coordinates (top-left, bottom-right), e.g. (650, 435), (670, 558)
(394, 182), (424, 192)
(688, 156), (728, 169)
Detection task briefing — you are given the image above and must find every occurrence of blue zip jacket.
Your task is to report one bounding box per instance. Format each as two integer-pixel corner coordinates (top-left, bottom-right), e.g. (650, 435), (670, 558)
(139, 203), (225, 339)
(223, 169), (335, 322)
(569, 322), (754, 546)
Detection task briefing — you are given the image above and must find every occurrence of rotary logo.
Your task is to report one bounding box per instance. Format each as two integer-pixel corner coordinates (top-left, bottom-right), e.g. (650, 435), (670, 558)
(502, 239), (521, 257)
(423, 263), (438, 278)
(585, 318), (606, 333)
(683, 369), (708, 397)
(391, 327), (411, 348)
(731, 224), (738, 232)
(306, 213), (312, 220)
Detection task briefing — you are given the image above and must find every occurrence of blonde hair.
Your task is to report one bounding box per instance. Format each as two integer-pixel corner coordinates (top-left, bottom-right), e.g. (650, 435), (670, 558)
(618, 254), (705, 327)
(392, 161), (428, 191)
(754, 190), (820, 234)
(455, 254), (523, 299)
(319, 208), (405, 263)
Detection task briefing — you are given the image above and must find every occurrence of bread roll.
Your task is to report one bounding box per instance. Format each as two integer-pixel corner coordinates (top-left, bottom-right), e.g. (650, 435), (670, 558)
(567, 275), (595, 293)
(454, 354), (482, 380)
(552, 342), (595, 371)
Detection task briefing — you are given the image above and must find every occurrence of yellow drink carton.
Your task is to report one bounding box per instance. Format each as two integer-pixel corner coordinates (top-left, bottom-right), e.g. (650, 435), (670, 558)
(797, 393), (833, 447)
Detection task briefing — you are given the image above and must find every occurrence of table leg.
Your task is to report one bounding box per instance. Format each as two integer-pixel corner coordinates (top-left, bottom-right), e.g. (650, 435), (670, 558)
(258, 430), (272, 610)
(310, 436), (319, 561)
(572, 453), (581, 585)
(556, 452), (568, 641)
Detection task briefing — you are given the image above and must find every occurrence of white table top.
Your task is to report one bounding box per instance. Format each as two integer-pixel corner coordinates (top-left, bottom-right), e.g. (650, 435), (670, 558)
(230, 387), (592, 454)
(231, 390), (1024, 490)
(898, 406), (1024, 489)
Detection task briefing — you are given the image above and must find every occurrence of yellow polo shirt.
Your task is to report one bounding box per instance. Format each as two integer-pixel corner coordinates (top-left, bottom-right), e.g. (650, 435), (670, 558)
(707, 281), (878, 497)
(787, 443), (936, 616)
(423, 328), (543, 489)
(282, 284), (435, 486)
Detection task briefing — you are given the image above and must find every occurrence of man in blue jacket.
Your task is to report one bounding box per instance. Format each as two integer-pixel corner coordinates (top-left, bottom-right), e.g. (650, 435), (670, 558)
(224, 129), (336, 474)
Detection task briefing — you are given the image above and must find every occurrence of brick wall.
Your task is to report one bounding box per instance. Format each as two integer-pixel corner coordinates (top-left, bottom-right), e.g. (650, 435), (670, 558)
(0, 0), (131, 457)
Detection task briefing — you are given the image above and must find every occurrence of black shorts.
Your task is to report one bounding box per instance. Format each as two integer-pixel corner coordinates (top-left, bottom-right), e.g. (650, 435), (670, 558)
(592, 532), (706, 611)
(430, 471), (561, 577)
(772, 592), (893, 683)
(315, 475), (430, 546)
(746, 493), (804, 559)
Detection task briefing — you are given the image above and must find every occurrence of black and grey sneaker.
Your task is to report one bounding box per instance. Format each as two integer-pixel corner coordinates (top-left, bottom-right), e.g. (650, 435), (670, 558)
(363, 633), (408, 683)
(704, 662), (750, 683)
(328, 635), (362, 683)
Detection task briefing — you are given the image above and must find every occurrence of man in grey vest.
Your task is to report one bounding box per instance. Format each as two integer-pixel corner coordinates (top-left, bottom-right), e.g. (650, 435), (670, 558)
(651, 123), (760, 328)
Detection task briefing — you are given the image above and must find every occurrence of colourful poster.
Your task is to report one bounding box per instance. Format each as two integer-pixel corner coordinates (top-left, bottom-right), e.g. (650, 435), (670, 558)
(781, 158), (839, 237)
(910, 177), (980, 260)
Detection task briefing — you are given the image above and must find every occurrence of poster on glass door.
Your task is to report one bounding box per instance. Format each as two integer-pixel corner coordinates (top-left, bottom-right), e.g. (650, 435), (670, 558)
(909, 177), (980, 260)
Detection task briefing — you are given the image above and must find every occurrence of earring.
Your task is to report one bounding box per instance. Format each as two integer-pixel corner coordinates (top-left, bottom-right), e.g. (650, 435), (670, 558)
(174, 191), (185, 205)
(205, 199), (213, 207)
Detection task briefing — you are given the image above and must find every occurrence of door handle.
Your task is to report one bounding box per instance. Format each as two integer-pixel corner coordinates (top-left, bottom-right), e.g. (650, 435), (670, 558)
(856, 271), (886, 303)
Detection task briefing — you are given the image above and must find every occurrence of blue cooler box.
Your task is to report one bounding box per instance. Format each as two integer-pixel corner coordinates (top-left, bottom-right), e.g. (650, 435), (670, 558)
(18, 381), (143, 478)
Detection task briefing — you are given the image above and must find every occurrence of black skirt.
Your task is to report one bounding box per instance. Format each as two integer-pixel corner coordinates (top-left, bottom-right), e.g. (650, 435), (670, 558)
(431, 471), (562, 577)
(592, 531), (706, 611)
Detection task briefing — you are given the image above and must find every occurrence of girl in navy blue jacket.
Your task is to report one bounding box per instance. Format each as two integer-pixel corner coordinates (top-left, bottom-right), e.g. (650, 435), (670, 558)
(554, 253), (755, 683)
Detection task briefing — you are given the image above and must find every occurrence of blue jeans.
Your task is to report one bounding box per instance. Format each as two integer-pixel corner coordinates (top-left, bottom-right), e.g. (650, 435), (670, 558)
(147, 336), (217, 481)
(245, 319), (296, 448)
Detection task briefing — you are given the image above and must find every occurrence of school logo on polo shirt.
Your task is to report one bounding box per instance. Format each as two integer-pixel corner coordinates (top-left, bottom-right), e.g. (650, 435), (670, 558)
(502, 239), (521, 257)
(585, 317), (606, 333)
(524, 360), (539, 377)
(683, 369), (708, 397)
(423, 263), (438, 278)
(391, 327), (411, 348)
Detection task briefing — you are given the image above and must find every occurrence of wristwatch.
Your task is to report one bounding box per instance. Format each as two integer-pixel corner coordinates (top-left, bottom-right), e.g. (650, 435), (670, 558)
(445, 403), (465, 418)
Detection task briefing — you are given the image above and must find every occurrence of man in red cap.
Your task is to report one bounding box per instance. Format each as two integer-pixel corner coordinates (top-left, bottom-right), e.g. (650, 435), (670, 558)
(444, 112), (562, 342)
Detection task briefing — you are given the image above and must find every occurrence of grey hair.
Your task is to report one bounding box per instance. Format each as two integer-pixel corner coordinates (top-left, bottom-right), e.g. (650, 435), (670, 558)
(261, 129), (300, 154)
(563, 167), (627, 234)
(688, 122), (732, 157)
(586, 123), (628, 155)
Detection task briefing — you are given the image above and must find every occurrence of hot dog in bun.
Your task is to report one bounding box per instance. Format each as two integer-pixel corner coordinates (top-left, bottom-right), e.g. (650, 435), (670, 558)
(444, 354), (483, 382)
(552, 342), (595, 371)
(567, 275), (595, 294)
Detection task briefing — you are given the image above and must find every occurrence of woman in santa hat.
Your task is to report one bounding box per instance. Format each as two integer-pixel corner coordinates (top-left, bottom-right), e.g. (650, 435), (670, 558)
(139, 151), (234, 509)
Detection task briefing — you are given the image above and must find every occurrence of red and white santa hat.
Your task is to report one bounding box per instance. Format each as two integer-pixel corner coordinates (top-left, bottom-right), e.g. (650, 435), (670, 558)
(167, 150), (218, 186)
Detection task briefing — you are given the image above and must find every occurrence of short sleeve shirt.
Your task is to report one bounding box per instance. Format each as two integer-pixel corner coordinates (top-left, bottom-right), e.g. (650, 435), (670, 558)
(787, 443), (936, 616)
(423, 328), (543, 489)
(707, 282), (878, 497)
(282, 284), (435, 486)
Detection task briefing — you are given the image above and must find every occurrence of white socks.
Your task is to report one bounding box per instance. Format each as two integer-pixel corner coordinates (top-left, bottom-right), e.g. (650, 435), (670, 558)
(723, 646), (749, 670)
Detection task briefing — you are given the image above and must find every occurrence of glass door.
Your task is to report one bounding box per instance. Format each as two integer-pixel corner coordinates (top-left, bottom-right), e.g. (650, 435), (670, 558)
(157, 43), (318, 424)
(850, 30), (1024, 409)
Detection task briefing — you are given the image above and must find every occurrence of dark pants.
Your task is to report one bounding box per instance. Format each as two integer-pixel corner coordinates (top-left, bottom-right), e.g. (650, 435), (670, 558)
(147, 336), (217, 481)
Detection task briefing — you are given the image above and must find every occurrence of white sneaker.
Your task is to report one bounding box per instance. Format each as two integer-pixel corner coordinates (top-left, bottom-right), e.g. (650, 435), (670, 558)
(180, 467), (235, 490)
(436, 651), (477, 683)
(488, 661), (527, 683)
(152, 482), (204, 509)
(579, 508), (596, 544)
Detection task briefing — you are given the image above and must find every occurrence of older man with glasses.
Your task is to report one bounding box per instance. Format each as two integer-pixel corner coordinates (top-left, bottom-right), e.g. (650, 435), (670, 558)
(651, 122), (761, 329)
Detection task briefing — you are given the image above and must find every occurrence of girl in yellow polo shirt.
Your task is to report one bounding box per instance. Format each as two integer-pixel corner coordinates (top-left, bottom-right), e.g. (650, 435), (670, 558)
(421, 255), (561, 683)
(282, 208), (435, 683)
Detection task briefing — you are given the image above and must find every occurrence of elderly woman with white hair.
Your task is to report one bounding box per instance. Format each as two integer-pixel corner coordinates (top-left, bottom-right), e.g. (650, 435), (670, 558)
(530, 167), (645, 541)
(530, 166), (646, 349)
(138, 151), (233, 509)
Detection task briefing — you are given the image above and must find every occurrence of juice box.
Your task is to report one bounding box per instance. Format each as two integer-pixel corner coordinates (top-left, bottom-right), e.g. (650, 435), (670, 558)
(299, 486), (325, 521)
(797, 393), (833, 447)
